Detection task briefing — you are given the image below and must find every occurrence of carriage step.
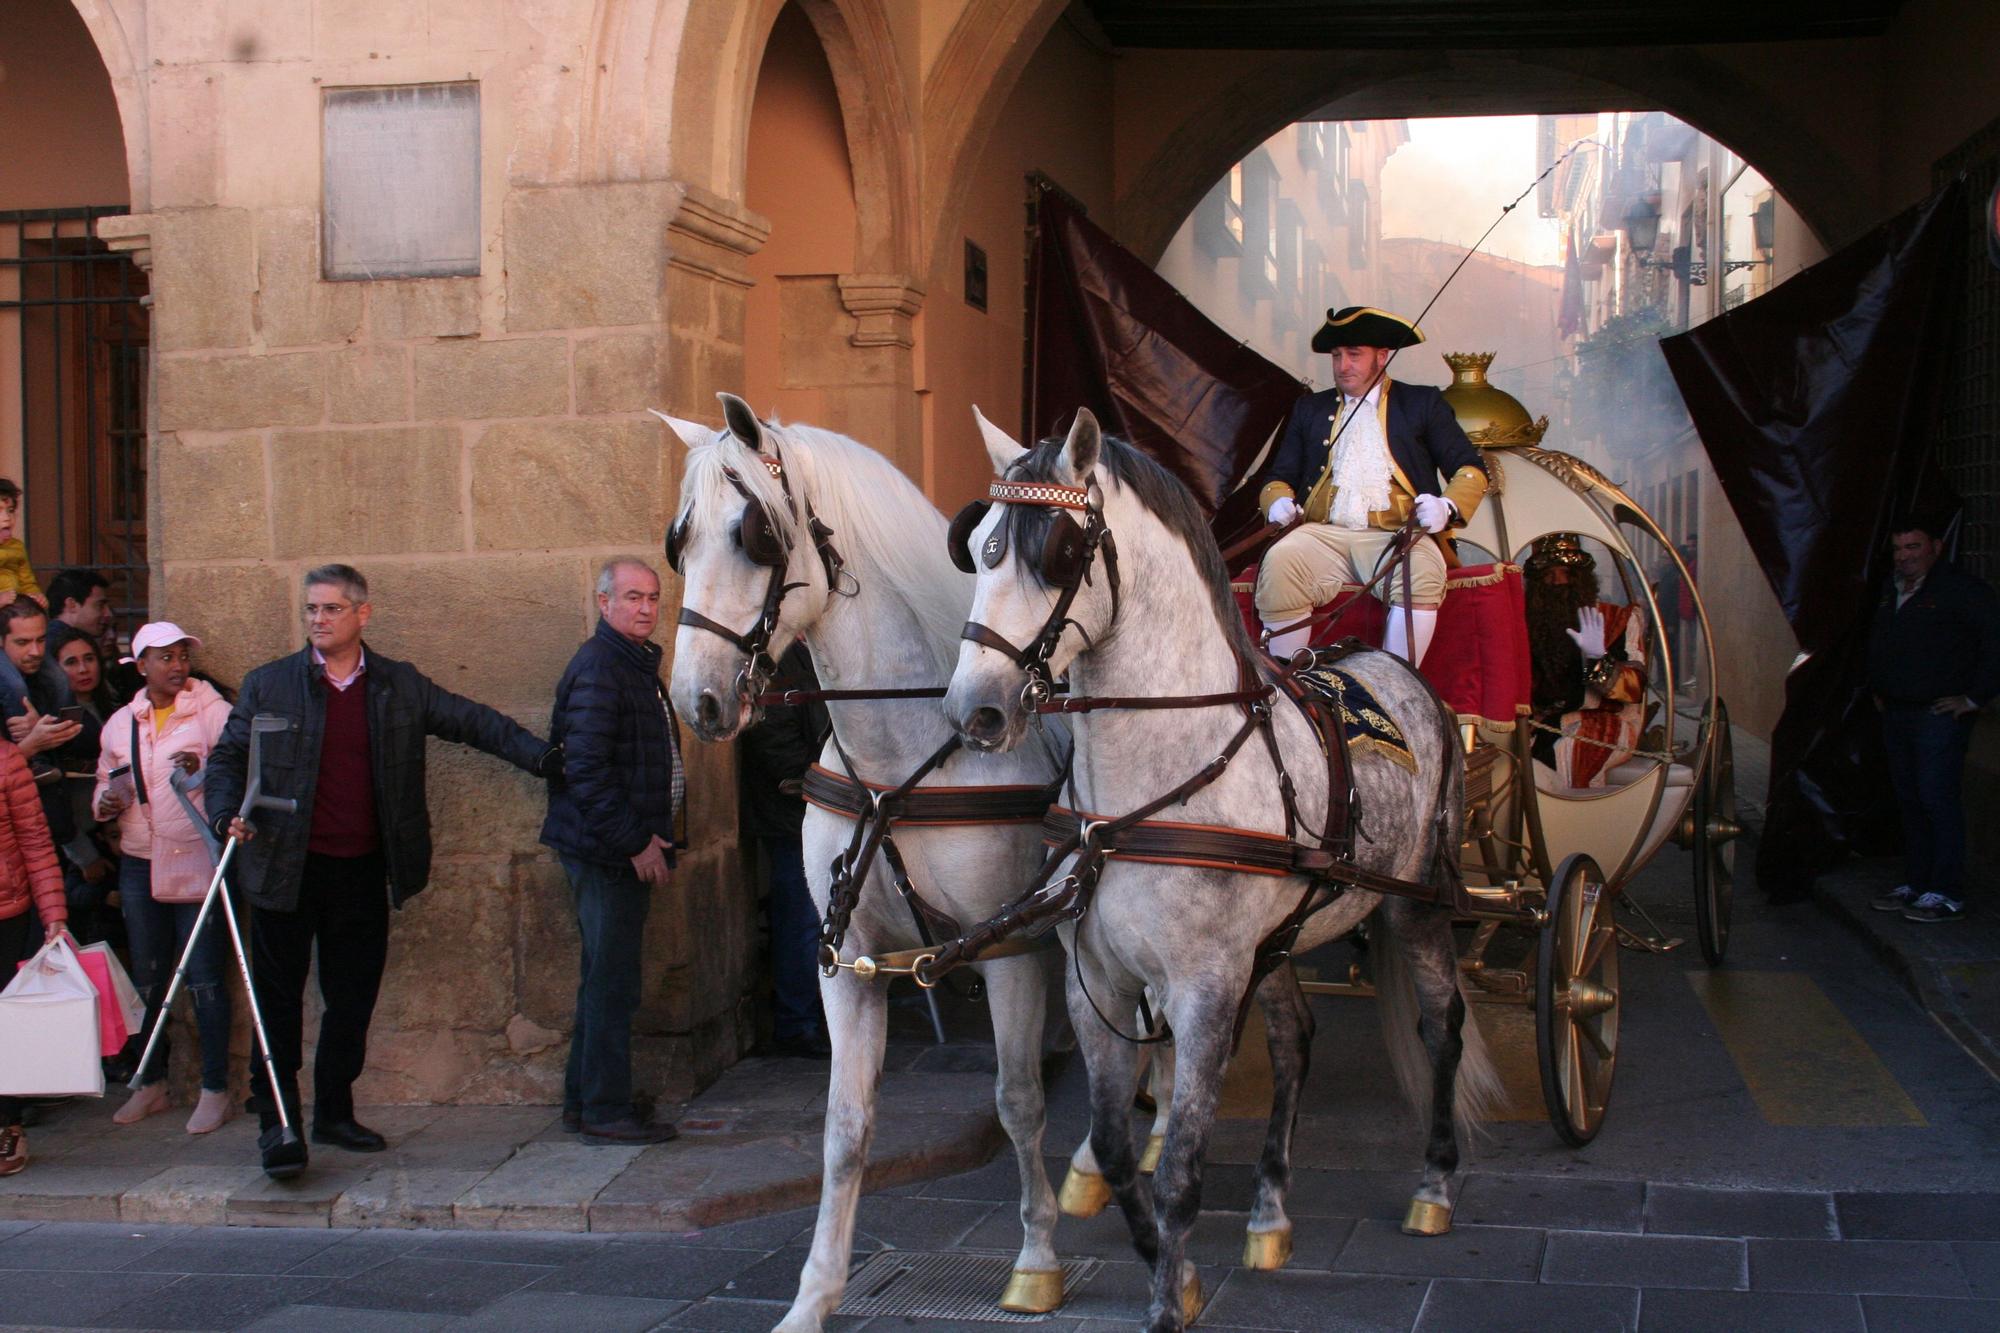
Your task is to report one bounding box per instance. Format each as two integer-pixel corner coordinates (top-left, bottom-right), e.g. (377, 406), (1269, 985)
(834, 1250), (1101, 1323)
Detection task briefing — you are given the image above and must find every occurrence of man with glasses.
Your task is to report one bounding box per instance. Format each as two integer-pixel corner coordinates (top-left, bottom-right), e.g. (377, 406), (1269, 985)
(207, 564), (561, 1178)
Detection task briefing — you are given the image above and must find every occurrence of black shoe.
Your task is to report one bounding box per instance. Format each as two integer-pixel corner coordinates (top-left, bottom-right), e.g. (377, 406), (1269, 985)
(311, 1118), (387, 1152)
(763, 1032), (833, 1060)
(581, 1117), (679, 1145)
(259, 1124), (308, 1180)
(1903, 893), (1968, 924)
(1871, 884), (1916, 913)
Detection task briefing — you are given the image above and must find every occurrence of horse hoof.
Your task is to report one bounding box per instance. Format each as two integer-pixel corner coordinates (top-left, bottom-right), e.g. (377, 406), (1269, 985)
(1058, 1165), (1111, 1217)
(1180, 1268), (1204, 1324)
(1402, 1197), (1453, 1236)
(1241, 1223), (1293, 1270)
(1138, 1132), (1164, 1175)
(998, 1267), (1064, 1314)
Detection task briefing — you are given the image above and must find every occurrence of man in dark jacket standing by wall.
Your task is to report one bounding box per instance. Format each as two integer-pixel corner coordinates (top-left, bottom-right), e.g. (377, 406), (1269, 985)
(541, 557), (685, 1145)
(209, 564), (557, 1178)
(1866, 521), (2000, 923)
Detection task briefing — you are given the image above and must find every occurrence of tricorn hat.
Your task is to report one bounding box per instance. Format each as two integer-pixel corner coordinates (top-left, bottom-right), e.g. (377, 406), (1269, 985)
(1310, 306), (1426, 354)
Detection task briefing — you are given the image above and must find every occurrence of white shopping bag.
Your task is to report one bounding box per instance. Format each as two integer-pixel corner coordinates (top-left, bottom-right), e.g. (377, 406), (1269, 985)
(75, 940), (147, 1036)
(0, 936), (107, 1097)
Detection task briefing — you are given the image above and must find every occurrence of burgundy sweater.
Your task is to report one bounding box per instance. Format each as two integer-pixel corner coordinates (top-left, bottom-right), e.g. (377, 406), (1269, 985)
(308, 676), (379, 857)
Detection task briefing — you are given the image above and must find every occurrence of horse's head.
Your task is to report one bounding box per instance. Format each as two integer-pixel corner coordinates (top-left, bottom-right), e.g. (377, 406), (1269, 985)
(945, 407), (1126, 752)
(662, 393), (836, 742)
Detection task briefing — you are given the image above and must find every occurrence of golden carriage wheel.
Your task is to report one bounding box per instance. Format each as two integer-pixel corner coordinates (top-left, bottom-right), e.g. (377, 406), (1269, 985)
(1693, 698), (1740, 967)
(1535, 853), (1620, 1146)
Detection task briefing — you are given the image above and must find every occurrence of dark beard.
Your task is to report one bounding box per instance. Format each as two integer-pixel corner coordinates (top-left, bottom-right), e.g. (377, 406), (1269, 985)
(1527, 570), (1600, 711)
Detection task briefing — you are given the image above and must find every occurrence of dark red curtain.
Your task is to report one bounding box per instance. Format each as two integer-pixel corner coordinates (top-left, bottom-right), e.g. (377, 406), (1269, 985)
(1027, 186), (1304, 564)
(1660, 182), (1967, 899)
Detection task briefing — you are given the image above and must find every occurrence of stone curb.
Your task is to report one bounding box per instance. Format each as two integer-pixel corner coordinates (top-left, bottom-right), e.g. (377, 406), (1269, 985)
(0, 1065), (1007, 1233)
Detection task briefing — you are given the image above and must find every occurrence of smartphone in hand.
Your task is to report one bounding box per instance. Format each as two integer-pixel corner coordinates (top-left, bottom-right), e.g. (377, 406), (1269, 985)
(105, 763), (136, 807)
(58, 705), (86, 726)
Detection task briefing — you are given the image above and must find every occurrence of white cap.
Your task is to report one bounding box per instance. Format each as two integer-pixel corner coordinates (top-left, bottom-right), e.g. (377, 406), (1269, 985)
(130, 622), (203, 657)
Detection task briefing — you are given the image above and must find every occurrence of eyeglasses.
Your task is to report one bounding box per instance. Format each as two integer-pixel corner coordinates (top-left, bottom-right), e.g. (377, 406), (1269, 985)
(303, 603), (355, 621)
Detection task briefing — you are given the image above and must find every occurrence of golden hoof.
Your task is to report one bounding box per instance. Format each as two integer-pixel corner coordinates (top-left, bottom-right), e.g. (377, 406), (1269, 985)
(1057, 1165), (1111, 1218)
(1402, 1198), (1453, 1236)
(1138, 1132), (1164, 1175)
(998, 1267), (1064, 1314)
(1180, 1269), (1204, 1324)
(1241, 1225), (1293, 1271)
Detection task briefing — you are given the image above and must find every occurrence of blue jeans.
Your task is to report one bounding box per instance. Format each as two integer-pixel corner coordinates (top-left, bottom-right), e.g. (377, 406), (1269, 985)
(762, 836), (824, 1041)
(1881, 706), (1975, 903)
(120, 854), (233, 1092)
(561, 857), (651, 1126)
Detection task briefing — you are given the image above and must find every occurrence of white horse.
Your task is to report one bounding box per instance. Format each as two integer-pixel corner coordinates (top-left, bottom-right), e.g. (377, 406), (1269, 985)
(944, 409), (1502, 1333)
(662, 395), (1070, 1332)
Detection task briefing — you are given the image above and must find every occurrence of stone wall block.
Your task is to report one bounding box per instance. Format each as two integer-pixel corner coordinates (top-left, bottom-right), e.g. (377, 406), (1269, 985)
(153, 563), (293, 689)
(157, 351), (324, 432)
(352, 1028), (500, 1106)
(574, 333), (664, 415)
(154, 435), (269, 562)
(505, 182), (681, 332)
(423, 731), (552, 860)
(151, 208), (256, 352)
(642, 842), (755, 1035)
(370, 278), (481, 340)
(255, 209), (362, 347)
(330, 345), (412, 423)
(360, 555), (590, 714)
(514, 858), (581, 1030)
(370, 865), (517, 1033)
(269, 426), (463, 557)
(412, 338), (570, 420)
(471, 418), (666, 549)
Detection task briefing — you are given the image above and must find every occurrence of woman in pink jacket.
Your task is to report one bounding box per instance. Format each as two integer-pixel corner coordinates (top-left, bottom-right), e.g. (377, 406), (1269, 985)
(93, 623), (234, 1133)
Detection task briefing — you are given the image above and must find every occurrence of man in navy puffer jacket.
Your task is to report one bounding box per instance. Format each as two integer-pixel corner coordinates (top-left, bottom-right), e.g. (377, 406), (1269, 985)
(541, 557), (686, 1144)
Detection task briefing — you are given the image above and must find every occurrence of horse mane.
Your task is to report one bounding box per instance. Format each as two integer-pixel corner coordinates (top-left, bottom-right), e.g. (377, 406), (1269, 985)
(676, 417), (968, 677)
(1006, 432), (1257, 659)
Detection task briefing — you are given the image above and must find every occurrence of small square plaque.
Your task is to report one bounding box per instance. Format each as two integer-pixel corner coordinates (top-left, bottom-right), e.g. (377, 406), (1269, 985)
(323, 82), (481, 280)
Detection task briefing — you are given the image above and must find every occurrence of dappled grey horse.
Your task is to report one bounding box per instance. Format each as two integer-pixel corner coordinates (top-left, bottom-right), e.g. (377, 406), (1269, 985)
(662, 395), (1070, 1331)
(944, 408), (1500, 1332)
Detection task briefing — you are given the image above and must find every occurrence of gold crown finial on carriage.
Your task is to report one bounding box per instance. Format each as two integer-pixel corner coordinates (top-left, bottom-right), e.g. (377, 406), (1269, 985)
(1441, 351), (1549, 448)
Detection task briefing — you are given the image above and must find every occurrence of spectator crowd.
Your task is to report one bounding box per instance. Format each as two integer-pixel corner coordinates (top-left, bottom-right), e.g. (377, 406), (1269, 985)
(0, 462), (767, 1180)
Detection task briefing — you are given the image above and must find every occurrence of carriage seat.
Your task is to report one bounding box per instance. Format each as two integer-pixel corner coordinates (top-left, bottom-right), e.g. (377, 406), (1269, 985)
(1231, 562), (1532, 730)
(1532, 757), (1694, 796)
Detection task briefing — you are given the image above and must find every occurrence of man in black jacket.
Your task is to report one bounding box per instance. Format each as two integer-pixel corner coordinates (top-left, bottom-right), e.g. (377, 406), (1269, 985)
(209, 564), (557, 1178)
(541, 557), (685, 1145)
(1865, 521), (2000, 923)
(740, 644), (829, 1058)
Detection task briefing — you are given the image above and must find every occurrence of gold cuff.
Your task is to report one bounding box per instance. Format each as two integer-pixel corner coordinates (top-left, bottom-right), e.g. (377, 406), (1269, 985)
(1258, 481), (1296, 512)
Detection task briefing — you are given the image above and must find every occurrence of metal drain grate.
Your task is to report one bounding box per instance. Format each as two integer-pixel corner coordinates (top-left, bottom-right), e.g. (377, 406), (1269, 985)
(834, 1251), (1101, 1322)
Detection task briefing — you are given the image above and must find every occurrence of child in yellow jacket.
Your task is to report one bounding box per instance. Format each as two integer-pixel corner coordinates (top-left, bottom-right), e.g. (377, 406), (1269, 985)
(0, 479), (44, 609)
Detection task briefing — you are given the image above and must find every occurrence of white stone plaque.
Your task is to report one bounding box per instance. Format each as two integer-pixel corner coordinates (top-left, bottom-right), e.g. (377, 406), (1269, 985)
(322, 83), (481, 280)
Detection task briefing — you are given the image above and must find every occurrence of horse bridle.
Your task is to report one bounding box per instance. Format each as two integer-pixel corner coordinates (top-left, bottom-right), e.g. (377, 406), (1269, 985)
(667, 453), (843, 704)
(951, 478), (1121, 709)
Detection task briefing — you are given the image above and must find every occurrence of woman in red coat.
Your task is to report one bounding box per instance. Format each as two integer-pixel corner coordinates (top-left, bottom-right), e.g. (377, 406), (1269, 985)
(0, 733), (70, 1176)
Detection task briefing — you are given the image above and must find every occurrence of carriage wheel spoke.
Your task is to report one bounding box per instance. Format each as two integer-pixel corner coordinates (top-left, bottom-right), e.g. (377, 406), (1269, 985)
(1580, 1017), (1613, 1062)
(1577, 922), (1613, 977)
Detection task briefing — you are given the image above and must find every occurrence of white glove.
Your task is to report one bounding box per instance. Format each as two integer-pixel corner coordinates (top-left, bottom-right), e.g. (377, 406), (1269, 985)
(1565, 606), (1608, 660)
(1268, 496), (1299, 525)
(1413, 494), (1454, 534)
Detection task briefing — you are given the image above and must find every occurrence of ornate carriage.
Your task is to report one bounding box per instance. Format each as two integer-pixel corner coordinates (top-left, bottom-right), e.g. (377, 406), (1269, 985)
(1235, 354), (1740, 1145)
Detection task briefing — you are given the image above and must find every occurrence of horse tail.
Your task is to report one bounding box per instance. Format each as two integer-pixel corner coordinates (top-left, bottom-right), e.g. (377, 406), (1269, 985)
(1372, 697), (1504, 1142)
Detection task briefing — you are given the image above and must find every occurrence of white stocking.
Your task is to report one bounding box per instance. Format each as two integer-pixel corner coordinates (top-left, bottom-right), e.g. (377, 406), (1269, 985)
(1383, 607), (1439, 666)
(1264, 622), (1312, 664)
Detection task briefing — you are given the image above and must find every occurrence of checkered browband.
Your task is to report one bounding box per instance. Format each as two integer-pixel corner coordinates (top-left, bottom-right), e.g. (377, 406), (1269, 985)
(757, 456), (785, 479)
(988, 480), (1090, 510)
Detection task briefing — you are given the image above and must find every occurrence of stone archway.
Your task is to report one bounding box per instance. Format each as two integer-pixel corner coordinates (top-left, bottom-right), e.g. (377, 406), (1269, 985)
(61, 0), (148, 210)
(1111, 47), (1868, 267)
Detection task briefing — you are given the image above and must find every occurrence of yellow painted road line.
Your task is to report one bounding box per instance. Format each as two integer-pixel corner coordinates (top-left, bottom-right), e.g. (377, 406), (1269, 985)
(1688, 971), (1926, 1128)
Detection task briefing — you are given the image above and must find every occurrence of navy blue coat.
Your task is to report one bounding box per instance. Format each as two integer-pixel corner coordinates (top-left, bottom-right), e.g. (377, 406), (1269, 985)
(1257, 380), (1486, 520)
(540, 619), (685, 868)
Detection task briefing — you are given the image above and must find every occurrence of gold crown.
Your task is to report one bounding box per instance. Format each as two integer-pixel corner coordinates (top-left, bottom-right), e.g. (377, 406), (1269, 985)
(1443, 352), (1497, 375)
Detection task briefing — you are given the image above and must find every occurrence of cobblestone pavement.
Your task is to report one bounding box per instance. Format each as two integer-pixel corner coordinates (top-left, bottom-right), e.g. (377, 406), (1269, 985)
(6, 797), (2000, 1328)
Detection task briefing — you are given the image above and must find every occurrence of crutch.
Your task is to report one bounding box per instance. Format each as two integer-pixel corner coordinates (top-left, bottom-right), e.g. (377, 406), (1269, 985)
(130, 715), (300, 1149)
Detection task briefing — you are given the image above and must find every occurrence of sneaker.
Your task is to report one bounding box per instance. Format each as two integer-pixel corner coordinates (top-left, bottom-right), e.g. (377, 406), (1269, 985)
(1903, 892), (1968, 923)
(0, 1125), (23, 1177)
(1871, 884), (1916, 912)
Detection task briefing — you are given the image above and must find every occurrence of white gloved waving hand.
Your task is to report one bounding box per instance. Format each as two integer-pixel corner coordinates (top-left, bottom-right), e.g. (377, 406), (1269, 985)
(1268, 496), (1299, 526)
(1413, 493), (1454, 534)
(1565, 605), (1608, 660)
